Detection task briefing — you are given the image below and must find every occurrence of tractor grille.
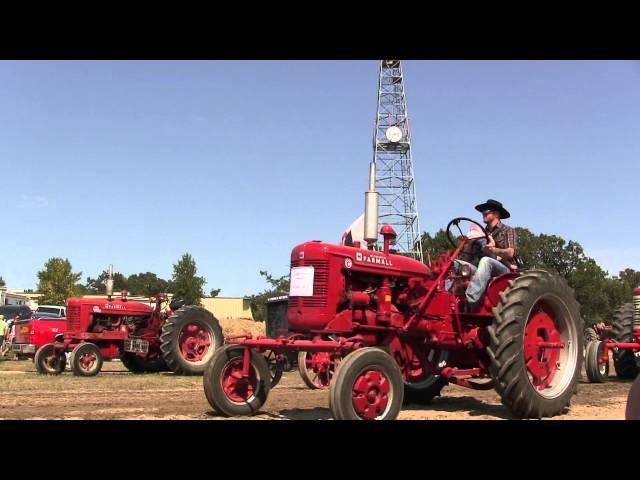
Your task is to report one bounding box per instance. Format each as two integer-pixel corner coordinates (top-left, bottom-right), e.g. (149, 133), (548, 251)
(289, 259), (329, 308)
(634, 294), (640, 327)
(67, 305), (81, 330)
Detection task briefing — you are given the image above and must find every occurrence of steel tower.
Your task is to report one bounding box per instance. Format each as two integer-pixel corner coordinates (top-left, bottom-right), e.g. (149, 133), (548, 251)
(373, 60), (423, 261)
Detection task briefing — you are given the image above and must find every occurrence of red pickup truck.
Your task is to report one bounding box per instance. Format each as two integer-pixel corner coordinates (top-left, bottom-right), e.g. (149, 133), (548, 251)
(12, 314), (67, 359)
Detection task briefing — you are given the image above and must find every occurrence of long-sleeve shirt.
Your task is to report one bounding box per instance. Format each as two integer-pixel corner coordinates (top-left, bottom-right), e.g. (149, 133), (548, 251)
(487, 221), (517, 268)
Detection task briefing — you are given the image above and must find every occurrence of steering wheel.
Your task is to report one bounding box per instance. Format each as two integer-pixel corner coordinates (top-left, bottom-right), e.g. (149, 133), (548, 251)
(445, 217), (489, 249)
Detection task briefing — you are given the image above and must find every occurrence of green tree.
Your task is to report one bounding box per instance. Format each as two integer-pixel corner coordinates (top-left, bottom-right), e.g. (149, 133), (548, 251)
(0, 276), (5, 287)
(127, 272), (169, 296)
(170, 253), (206, 305)
(248, 270), (290, 322)
(616, 268), (640, 302)
(419, 230), (452, 264)
(37, 258), (82, 305)
(85, 270), (128, 294)
(209, 288), (221, 297)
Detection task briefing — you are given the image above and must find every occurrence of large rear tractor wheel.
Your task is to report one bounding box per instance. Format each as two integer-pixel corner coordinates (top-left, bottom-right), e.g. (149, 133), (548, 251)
(487, 270), (583, 418)
(160, 306), (223, 375)
(611, 303), (639, 380)
(298, 351), (340, 389)
(329, 347), (404, 420)
(69, 342), (103, 377)
(203, 345), (271, 417)
(34, 343), (65, 375)
(585, 340), (609, 383)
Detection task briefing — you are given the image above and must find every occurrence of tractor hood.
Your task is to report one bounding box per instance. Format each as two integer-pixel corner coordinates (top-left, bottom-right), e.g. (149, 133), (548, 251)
(66, 297), (153, 316)
(291, 241), (431, 278)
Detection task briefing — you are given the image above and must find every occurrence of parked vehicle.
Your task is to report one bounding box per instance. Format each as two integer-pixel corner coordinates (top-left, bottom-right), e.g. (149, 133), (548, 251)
(11, 315), (67, 359)
(36, 305), (66, 317)
(31, 312), (64, 320)
(0, 305), (32, 320)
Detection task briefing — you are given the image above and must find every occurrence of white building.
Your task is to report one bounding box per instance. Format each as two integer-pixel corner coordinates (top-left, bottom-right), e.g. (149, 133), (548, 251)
(0, 287), (39, 309)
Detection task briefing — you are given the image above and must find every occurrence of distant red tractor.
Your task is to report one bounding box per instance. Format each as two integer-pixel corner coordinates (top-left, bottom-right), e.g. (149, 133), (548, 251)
(35, 268), (223, 377)
(203, 162), (584, 420)
(584, 288), (640, 383)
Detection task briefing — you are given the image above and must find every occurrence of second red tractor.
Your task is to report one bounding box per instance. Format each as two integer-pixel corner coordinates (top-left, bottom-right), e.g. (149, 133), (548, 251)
(35, 270), (223, 377)
(584, 289), (640, 383)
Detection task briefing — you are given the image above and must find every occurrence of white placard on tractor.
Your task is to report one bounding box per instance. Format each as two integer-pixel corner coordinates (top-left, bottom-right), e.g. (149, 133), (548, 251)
(289, 266), (315, 297)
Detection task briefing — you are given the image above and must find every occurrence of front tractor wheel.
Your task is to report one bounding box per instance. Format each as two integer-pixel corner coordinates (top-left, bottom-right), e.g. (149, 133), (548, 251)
(298, 351), (340, 389)
(329, 347), (404, 420)
(264, 350), (287, 388)
(487, 269), (583, 419)
(583, 327), (597, 359)
(69, 343), (103, 377)
(34, 343), (66, 375)
(203, 345), (271, 417)
(585, 340), (609, 383)
(160, 306), (224, 375)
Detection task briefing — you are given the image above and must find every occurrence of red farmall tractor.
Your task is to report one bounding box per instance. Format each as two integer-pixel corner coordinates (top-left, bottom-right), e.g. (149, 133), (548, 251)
(584, 288), (640, 383)
(34, 267), (223, 377)
(203, 163), (584, 420)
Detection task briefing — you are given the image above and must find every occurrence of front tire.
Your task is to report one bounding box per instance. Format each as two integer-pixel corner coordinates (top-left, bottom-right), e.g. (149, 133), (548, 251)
(69, 343), (103, 377)
(585, 340), (609, 383)
(160, 306), (223, 375)
(611, 303), (639, 380)
(329, 347), (404, 420)
(203, 345), (271, 417)
(298, 351), (339, 389)
(583, 327), (597, 359)
(487, 270), (583, 418)
(34, 343), (65, 375)
(264, 350), (284, 388)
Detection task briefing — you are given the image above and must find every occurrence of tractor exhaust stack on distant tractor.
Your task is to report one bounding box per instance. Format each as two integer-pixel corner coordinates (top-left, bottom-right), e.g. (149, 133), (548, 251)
(105, 264), (114, 300)
(364, 161), (378, 247)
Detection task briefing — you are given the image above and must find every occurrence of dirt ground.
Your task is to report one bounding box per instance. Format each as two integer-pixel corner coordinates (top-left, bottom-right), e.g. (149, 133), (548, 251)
(0, 357), (630, 420)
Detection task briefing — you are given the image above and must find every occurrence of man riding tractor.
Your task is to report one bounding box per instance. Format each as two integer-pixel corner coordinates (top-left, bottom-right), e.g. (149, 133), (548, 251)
(450, 199), (520, 308)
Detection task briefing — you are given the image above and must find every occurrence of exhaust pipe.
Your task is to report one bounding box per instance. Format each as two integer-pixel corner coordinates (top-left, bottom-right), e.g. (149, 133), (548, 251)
(364, 161), (378, 247)
(105, 264), (114, 300)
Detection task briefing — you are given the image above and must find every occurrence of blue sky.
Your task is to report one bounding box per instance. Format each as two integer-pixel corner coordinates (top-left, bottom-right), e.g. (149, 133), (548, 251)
(1, 60), (639, 295)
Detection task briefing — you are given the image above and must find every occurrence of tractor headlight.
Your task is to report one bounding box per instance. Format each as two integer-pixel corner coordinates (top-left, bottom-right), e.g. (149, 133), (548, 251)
(54, 333), (64, 342)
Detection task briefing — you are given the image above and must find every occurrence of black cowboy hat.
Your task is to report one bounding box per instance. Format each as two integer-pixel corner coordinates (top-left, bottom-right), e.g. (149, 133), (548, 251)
(474, 199), (510, 219)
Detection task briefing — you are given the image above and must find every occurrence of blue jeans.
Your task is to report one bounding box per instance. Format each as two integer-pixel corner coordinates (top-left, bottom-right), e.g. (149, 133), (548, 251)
(452, 257), (510, 304)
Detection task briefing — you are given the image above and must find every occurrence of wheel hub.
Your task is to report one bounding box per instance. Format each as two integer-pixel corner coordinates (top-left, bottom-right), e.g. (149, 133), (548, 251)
(80, 353), (96, 370)
(179, 323), (212, 362)
(352, 370), (391, 419)
(524, 309), (563, 389)
(305, 352), (336, 388)
(45, 355), (59, 369)
(221, 359), (257, 403)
